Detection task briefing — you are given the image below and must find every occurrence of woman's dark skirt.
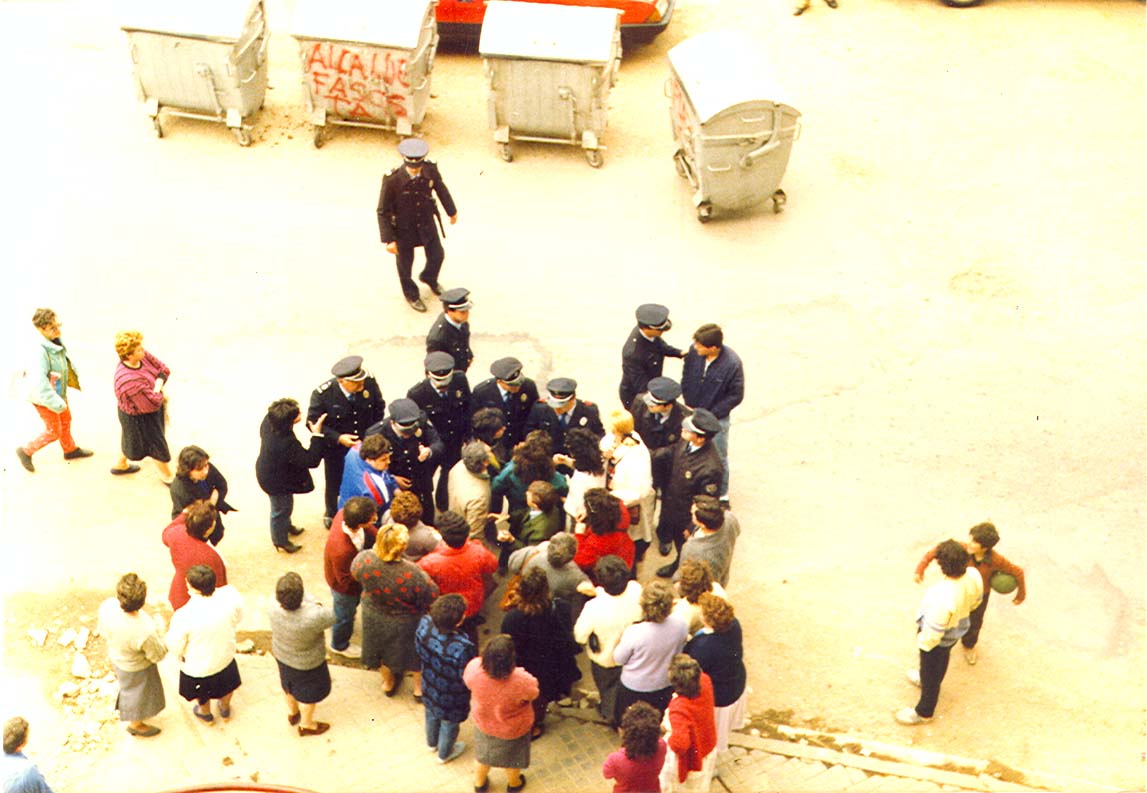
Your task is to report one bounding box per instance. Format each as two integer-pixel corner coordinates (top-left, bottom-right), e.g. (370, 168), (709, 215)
(276, 659), (332, 704)
(179, 658), (241, 703)
(473, 726), (531, 769)
(119, 407), (170, 462)
(362, 606), (421, 674)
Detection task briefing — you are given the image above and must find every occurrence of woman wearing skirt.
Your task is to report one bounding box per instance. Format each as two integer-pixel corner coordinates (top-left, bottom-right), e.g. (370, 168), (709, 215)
(268, 572), (336, 736)
(463, 635), (539, 793)
(110, 331), (172, 483)
(98, 573), (168, 737)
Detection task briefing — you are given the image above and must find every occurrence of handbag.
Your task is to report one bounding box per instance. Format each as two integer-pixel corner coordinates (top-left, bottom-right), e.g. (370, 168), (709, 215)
(499, 545), (544, 611)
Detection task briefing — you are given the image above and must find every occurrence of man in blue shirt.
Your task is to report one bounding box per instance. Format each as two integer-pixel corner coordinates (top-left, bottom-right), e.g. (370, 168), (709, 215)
(3, 717), (53, 793)
(680, 324), (744, 504)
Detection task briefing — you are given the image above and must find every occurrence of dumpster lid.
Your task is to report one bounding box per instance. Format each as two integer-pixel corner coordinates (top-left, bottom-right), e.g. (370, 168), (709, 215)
(292, 0), (433, 49)
(668, 30), (794, 124)
(121, 0), (261, 40)
(479, 2), (621, 64)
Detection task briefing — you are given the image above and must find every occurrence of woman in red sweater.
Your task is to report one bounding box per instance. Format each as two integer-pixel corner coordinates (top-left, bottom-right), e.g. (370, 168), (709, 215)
(574, 488), (635, 576)
(659, 655), (716, 793)
(463, 635), (539, 793)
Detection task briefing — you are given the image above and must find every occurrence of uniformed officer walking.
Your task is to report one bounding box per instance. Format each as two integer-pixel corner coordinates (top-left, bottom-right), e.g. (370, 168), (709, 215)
(426, 288), (474, 372)
(650, 408), (724, 577)
(407, 351), (471, 512)
(618, 304), (683, 409)
(377, 138), (458, 313)
(470, 357), (540, 450)
(366, 398), (444, 525)
(630, 376), (692, 453)
(307, 356), (386, 528)
(526, 378), (605, 462)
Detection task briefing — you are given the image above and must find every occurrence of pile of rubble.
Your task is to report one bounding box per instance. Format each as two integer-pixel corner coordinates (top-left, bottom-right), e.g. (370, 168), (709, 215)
(27, 622), (118, 754)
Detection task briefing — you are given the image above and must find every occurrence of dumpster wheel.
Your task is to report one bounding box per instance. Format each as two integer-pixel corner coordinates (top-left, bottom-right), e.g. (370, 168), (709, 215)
(152, 116), (164, 139)
(673, 150), (688, 178)
(772, 189), (787, 214)
(313, 126), (326, 149)
(697, 203), (713, 223)
(585, 149), (603, 169)
(233, 127), (252, 147)
(499, 143), (513, 163)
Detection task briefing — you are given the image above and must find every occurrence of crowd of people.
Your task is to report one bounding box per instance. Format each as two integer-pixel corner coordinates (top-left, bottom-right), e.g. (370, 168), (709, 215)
(10, 297), (1025, 793)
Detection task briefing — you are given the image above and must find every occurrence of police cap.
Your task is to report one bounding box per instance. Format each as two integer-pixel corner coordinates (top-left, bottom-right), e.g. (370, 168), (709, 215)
(398, 137), (429, 163)
(441, 287), (473, 311)
(491, 357), (524, 384)
(332, 355), (367, 381)
(643, 376), (681, 406)
(682, 408), (721, 437)
(547, 378), (576, 407)
(636, 303), (672, 331)
(389, 398), (421, 428)
(424, 351), (455, 376)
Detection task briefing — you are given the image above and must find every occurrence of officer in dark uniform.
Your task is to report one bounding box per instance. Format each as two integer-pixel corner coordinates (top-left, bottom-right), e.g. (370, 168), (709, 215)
(425, 287), (473, 372)
(377, 137), (458, 313)
(629, 376), (692, 452)
(407, 351), (471, 512)
(307, 356), (386, 528)
(526, 378), (605, 460)
(650, 408), (724, 576)
(470, 357), (540, 449)
(618, 303), (683, 409)
(366, 398), (444, 526)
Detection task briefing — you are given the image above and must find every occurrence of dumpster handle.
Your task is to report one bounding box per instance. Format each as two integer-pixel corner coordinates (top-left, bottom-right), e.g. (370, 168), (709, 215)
(239, 33), (268, 84)
(557, 86), (579, 145)
(195, 63), (226, 117)
(740, 110), (785, 168)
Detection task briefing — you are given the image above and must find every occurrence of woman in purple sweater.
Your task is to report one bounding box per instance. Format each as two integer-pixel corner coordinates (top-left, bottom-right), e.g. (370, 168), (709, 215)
(110, 331), (172, 482)
(612, 579), (688, 720)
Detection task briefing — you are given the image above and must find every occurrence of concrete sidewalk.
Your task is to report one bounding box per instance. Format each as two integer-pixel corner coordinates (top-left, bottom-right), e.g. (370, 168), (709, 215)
(45, 652), (1059, 793)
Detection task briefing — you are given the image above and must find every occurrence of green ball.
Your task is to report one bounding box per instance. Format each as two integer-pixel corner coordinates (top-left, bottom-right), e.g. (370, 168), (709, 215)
(990, 571), (1018, 595)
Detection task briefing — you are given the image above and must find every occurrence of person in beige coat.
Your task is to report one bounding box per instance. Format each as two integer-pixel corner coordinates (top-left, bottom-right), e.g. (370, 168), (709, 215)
(447, 441), (492, 540)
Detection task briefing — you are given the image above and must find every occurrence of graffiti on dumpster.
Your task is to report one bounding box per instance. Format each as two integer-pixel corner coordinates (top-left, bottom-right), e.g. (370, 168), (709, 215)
(669, 77), (698, 161)
(304, 42), (410, 121)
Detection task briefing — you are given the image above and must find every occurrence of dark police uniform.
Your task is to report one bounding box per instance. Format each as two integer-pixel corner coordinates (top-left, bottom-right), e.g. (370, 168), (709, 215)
(630, 395), (691, 452)
(651, 437), (723, 555)
(367, 401), (444, 525)
(618, 304), (682, 409)
(377, 140), (457, 304)
(407, 371), (471, 510)
(525, 399), (605, 455)
(471, 373), (540, 449)
(307, 361), (386, 521)
(426, 290), (473, 372)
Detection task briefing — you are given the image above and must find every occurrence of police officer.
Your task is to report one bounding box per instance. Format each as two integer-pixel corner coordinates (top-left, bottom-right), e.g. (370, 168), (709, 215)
(307, 356), (386, 528)
(630, 376), (692, 453)
(377, 138), (458, 313)
(470, 357), (540, 449)
(366, 398), (444, 525)
(618, 303), (683, 409)
(426, 287), (473, 372)
(650, 408), (724, 576)
(526, 378), (604, 461)
(407, 351), (471, 512)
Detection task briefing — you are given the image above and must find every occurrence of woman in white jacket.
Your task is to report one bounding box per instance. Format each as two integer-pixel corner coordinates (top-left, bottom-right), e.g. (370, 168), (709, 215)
(600, 410), (655, 566)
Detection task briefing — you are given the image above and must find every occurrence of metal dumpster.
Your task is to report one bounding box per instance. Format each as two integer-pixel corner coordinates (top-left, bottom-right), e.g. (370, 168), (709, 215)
(666, 30), (801, 222)
(293, 0), (439, 148)
(122, 0), (269, 146)
(479, 2), (622, 168)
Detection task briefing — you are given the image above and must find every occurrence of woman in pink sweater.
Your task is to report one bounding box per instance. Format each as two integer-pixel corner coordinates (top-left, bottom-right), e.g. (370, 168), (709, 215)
(659, 655), (717, 793)
(463, 635), (539, 793)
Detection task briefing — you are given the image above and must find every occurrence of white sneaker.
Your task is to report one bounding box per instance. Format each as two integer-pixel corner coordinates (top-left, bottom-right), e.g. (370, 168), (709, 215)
(331, 643), (361, 659)
(437, 741), (466, 764)
(894, 707), (930, 725)
(906, 668), (921, 687)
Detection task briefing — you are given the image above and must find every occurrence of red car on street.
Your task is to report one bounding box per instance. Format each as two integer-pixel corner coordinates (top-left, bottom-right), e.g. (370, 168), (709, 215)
(436, 0), (675, 45)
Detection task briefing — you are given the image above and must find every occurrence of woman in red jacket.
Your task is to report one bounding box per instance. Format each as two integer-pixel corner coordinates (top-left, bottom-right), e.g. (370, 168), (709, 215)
(659, 654), (717, 793)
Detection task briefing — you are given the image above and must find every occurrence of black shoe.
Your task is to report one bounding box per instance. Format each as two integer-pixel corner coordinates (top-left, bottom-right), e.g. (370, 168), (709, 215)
(658, 541), (672, 556)
(63, 447), (94, 460)
(275, 541), (302, 554)
(508, 774), (527, 792)
(110, 464), (141, 476)
(656, 562), (677, 578)
(16, 448), (34, 472)
(421, 280), (444, 296)
(407, 297), (428, 312)
(323, 516), (333, 530)
(288, 525), (305, 537)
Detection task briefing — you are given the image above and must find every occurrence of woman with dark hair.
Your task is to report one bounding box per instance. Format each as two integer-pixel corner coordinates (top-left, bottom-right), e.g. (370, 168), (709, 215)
(268, 572), (335, 736)
(166, 565), (244, 724)
(574, 488), (635, 575)
(463, 635), (539, 793)
(684, 593), (746, 755)
(574, 555), (643, 726)
(351, 524), (439, 699)
(659, 654), (717, 792)
(98, 573), (167, 737)
(170, 445), (235, 546)
(415, 594), (477, 764)
(613, 580), (688, 720)
(562, 427), (606, 526)
(162, 500), (227, 611)
(109, 330), (173, 483)
(491, 431), (568, 513)
(602, 701), (667, 793)
(501, 568), (581, 739)
(255, 398), (328, 553)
